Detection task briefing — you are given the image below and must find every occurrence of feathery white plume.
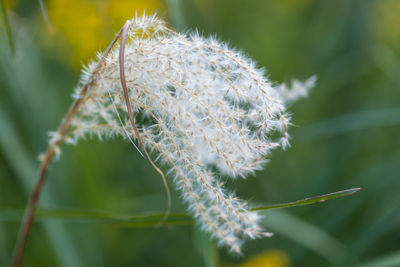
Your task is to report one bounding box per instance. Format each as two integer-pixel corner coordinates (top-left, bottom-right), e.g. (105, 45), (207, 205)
(59, 14), (315, 253)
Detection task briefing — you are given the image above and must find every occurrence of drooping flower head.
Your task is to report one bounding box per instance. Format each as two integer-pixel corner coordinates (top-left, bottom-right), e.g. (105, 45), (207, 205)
(57, 14), (315, 253)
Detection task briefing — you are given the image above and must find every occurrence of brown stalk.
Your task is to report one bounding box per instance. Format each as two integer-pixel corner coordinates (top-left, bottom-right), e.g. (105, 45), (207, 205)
(12, 19), (172, 266)
(12, 28), (123, 267)
(118, 21), (171, 222)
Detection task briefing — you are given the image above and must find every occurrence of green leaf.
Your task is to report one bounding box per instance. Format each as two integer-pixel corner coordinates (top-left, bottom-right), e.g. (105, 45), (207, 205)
(297, 108), (400, 141)
(355, 250), (400, 267)
(166, 0), (185, 31)
(261, 210), (346, 262)
(251, 188), (360, 211)
(194, 227), (219, 267)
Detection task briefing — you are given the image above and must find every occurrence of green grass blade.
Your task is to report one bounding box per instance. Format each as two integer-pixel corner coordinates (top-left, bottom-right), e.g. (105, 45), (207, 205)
(166, 0), (185, 31)
(335, 202), (400, 266)
(252, 188), (360, 211)
(355, 250), (400, 267)
(0, 0), (14, 54)
(194, 228), (219, 267)
(0, 188), (360, 226)
(0, 207), (193, 226)
(262, 210), (346, 262)
(297, 108), (400, 141)
(0, 187), (359, 262)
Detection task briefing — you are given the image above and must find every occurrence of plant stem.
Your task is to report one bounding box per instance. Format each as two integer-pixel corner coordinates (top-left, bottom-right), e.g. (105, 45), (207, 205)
(118, 20), (171, 223)
(11, 29), (123, 267)
(12, 146), (54, 267)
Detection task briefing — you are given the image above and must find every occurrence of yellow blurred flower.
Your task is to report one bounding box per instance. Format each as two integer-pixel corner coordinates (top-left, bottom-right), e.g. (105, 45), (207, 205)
(237, 249), (290, 267)
(373, 0), (400, 47)
(3, 0), (17, 9)
(44, 0), (161, 67)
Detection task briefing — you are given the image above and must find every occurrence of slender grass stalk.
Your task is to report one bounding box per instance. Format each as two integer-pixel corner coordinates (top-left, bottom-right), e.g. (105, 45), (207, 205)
(0, 107), (82, 267)
(12, 19), (173, 266)
(11, 28), (124, 267)
(118, 20), (171, 223)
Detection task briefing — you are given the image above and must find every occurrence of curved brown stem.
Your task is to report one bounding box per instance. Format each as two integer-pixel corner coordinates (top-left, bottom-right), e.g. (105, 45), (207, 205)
(13, 19), (173, 266)
(12, 29), (123, 267)
(119, 20), (171, 223)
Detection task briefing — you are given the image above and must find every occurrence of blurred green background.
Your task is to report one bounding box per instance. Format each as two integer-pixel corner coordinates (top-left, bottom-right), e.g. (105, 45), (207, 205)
(1, 0), (400, 266)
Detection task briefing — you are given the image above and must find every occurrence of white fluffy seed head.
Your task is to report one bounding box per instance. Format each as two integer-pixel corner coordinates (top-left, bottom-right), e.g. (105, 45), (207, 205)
(59, 14), (315, 253)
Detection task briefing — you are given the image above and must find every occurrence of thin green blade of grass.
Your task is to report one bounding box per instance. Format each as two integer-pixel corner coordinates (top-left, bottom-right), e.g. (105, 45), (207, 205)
(0, 171), (358, 262)
(0, 0), (14, 54)
(194, 227), (219, 267)
(252, 188), (360, 211)
(0, 188), (360, 225)
(297, 108), (400, 141)
(0, 207), (194, 228)
(0, 107), (82, 267)
(262, 210), (346, 262)
(1, 208), (345, 262)
(0, 208), (346, 262)
(335, 202), (400, 266)
(355, 250), (400, 267)
(304, 152), (400, 266)
(166, 0), (185, 31)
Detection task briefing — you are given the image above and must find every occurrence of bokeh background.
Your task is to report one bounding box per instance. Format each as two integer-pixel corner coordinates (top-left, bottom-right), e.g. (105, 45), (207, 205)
(1, 0), (400, 266)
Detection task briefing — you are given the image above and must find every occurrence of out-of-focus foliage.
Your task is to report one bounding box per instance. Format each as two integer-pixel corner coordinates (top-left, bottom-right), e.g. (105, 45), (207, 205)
(373, 0), (400, 47)
(45, 0), (161, 67)
(0, 0), (399, 266)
